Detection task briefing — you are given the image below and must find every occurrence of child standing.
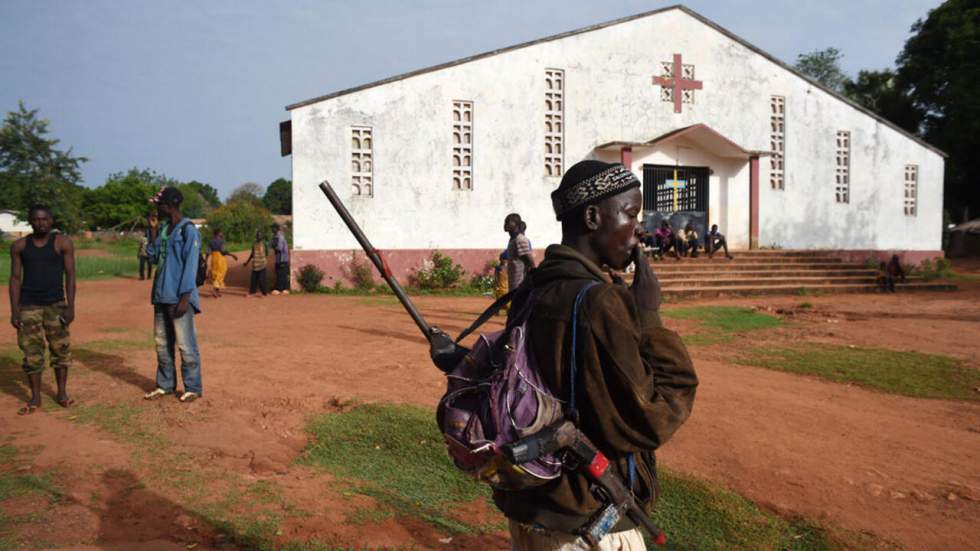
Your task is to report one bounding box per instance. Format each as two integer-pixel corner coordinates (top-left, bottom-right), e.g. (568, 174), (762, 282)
(242, 230), (269, 298)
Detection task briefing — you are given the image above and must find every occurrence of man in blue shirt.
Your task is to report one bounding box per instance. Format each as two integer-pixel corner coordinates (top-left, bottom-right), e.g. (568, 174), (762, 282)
(143, 186), (203, 403)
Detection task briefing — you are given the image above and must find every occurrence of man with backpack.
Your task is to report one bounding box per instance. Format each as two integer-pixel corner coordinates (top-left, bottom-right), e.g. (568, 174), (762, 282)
(143, 186), (204, 403)
(498, 160), (698, 549)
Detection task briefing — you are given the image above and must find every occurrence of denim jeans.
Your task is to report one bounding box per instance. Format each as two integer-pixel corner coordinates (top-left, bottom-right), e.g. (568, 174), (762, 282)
(153, 304), (202, 395)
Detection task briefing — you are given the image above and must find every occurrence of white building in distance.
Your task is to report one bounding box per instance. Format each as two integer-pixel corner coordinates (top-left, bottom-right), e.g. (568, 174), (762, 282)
(0, 210), (32, 238)
(282, 5), (945, 284)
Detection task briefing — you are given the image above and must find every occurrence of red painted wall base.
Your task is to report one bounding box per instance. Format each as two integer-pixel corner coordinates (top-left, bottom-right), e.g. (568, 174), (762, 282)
(290, 248), (546, 288)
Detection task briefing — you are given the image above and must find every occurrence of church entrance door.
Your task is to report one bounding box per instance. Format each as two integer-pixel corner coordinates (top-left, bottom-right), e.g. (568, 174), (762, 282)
(642, 164), (710, 235)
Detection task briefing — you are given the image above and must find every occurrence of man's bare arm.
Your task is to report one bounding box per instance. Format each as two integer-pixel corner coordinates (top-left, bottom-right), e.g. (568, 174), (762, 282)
(8, 239), (25, 330)
(59, 235), (77, 325)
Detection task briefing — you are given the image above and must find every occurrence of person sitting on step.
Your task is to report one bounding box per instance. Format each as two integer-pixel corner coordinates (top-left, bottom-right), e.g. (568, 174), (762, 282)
(655, 220), (681, 261)
(679, 223), (700, 257)
(705, 224), (733, 260)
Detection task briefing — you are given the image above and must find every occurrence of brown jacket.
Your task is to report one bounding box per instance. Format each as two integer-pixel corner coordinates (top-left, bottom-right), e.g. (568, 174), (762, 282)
(493, 244), (698, 531)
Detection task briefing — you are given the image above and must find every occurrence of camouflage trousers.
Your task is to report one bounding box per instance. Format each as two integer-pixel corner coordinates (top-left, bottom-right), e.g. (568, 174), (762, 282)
(17, 303), (72, 375)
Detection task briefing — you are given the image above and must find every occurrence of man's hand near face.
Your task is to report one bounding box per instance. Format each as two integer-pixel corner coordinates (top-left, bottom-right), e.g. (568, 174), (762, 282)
(630, 245), (661, 312)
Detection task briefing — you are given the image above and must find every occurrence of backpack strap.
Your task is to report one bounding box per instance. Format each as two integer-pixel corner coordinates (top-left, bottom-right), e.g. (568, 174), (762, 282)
(567, 280), (638, 491)
(568, 280), (601, 414)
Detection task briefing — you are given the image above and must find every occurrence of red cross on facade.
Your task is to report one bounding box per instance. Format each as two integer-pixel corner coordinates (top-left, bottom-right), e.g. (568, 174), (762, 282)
(652, 53), (703, 113)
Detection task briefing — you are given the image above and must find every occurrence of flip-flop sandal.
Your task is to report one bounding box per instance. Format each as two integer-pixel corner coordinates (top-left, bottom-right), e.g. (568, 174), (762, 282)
(17, 404), (38, 416)
(178, 392), (199, 403)
(57, 398), (75, 408)
(144, 388), (171, 400)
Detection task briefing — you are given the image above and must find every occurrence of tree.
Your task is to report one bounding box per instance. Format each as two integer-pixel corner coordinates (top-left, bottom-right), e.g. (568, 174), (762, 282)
(183, 180), (221, 208)
(843, 69), (922, 133)
(206, 200), (274, 243)
(897, 0), (980, 222)
(82, 169), (161, 229)
(0, 101), (88, 232)
(263, 178), (292, 214)
(794, 47), (850, 93)
(177, 187), (209, 219)
(227, 182), (264, 206)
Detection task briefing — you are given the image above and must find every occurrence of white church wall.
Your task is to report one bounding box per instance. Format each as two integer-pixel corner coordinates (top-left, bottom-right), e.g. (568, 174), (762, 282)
(290, 7), (944, 261)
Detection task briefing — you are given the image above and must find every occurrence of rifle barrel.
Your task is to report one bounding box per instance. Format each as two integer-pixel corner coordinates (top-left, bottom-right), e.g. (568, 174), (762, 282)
(318, 181), (432, 339)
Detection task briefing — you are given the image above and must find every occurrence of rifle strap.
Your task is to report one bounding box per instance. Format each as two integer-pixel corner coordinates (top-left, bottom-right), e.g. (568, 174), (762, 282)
(454, 289), (516, 344)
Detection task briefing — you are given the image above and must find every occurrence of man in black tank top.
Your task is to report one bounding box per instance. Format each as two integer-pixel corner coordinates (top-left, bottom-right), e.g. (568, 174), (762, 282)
(8, 205), (77, 415)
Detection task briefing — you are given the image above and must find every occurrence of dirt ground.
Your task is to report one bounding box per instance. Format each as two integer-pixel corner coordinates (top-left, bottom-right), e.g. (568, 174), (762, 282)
(1, 260), (979, 551)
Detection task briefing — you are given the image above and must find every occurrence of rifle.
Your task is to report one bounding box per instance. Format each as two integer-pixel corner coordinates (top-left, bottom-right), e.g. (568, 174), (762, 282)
(320, 179), (666, 546)
(318, 180), (464, 372)
(504, 420), (667, 546)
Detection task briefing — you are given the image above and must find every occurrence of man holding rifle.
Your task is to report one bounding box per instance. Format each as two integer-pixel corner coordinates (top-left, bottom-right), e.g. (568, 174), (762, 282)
(497, 160), (698, 549)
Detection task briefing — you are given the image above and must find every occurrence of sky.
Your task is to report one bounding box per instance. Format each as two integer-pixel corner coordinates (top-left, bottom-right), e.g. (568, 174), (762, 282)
(0, 0), (942, 199)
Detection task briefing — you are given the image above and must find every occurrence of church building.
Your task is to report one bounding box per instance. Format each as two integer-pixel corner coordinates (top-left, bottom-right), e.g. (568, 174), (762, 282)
(281, 5), (945, 283)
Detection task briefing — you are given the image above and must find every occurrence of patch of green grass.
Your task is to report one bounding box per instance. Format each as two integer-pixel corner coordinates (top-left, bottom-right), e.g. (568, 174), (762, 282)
(67, 402), (164, 445)
(0, 241), (139, 281)
(0, 446), (16, 466)
(301, 403), (492, 534)
(302, 404), (883, 549)
(0, 472), (63, 503)
(664, 306), (781, 346)
(663, 306), (781, 333)
(948, 270), (980, 282)
(653, 469), (833, 550)
(682, 333), (733, 346)
(799, 302), (814, 309)
(738, 344), (980, 400)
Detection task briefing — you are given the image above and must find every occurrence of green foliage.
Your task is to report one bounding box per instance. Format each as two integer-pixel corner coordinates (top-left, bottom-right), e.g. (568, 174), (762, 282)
(412, 251), (465, 290)
(345, 253), (376, 290)
(81, 168), (159, 229)
(898, 0), (980, 222)
(301, 403), (492, 534)
(0, 102), (88, 232)
(738, 344), (980, 401)
(263, 177), (292, 214)
(296, 264), (325, 292)
(843, 70), (921, 133)
(912, 258), (952, 280)
(206, 200), (274, 243)
(182, 180), (221, 208)
(468, 274), (494, 294)
(227, 182), (265, 206)
(794, 47), (849, 93)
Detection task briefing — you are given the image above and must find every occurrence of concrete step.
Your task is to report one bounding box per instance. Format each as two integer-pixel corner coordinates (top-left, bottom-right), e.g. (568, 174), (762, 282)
(661, 281), (957, 299)
(658, 276), (879, 288)
(654, 256), (845, 264)
(715, 250), (844, 257)
(652, 269), (878, 279)
(651, 262), (861, 272)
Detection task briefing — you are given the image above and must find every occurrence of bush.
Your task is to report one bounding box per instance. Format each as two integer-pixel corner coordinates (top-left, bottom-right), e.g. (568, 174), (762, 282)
(468, 274), (494, 294)
(297, 264), (325, 292)
(205, 200), (274, 243)
(412, 251), (464, 290)
(913, 258), (952, 280)
(345, 253), (376, 290)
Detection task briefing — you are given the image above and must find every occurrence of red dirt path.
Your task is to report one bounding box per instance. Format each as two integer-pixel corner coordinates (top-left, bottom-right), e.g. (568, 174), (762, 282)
(0, 272), (978, 550)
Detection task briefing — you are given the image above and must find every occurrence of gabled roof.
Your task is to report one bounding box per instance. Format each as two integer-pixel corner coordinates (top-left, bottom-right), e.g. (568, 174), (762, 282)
(285, 4), (945, 158)
(597, 124), (765, 159)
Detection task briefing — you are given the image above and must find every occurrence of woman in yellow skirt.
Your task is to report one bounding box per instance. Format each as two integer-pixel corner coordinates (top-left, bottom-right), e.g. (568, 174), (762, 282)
(207, 229), (238, 298)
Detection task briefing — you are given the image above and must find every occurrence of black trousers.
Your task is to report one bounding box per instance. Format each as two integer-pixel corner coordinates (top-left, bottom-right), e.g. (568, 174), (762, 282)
(274, 262), (290, 292)
(249, 269), (269, 295)
(139, 256), (153, 280)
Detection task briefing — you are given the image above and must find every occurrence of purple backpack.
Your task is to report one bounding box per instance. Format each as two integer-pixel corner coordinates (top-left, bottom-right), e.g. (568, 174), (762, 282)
(437, 281), (599, 491)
